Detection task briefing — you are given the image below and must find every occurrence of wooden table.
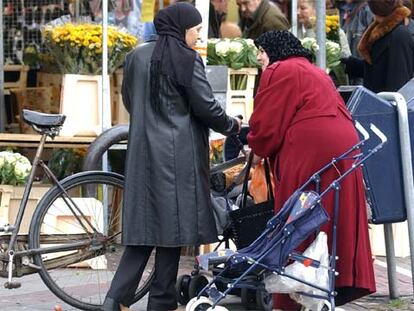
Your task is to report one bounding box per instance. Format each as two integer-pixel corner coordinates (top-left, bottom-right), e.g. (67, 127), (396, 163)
(0, 133), (97, 149)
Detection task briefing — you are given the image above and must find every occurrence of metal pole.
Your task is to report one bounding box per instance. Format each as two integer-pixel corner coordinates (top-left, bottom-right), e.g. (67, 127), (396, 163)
(383, 224), (399, 299)
(102, 0), (110, 172)
(75, 0), (81, 21)
(379, 92), (414, 298)
(291, 0), (298, 37)
(315, 0), (326, 69)
(159, 0), (163, 10)
(0, 0), (4, 132)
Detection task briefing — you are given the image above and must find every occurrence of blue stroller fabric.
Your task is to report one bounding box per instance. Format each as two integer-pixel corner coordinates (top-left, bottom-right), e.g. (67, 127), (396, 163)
(227, 191), (330, 271)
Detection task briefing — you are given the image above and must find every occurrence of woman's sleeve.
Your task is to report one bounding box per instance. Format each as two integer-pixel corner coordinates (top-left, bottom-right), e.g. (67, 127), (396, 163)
(184, 56), (239, 135)
(121, 56), (132, 113)
(247, 63), (300, 158)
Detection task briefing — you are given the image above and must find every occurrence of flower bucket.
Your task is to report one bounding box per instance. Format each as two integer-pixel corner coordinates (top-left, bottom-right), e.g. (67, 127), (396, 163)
(59, 74), (109, 137)
(226, 67), (258, 121)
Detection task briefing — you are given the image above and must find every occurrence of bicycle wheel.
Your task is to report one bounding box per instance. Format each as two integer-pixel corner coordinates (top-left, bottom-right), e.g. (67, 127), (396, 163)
(28, 171), (155, 310)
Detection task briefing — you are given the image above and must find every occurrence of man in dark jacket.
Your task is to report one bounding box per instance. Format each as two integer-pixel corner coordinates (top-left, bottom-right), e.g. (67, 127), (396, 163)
(237, 0), (290, 39)
(102, 3), (240, 311)
(343, 0), (414, 92)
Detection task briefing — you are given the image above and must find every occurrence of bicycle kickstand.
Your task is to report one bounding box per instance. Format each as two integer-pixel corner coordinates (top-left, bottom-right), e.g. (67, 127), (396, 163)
(4, 250), (21, 289)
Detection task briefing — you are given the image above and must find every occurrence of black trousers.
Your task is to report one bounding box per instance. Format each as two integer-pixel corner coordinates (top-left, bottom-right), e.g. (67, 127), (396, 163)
(104, 245), (181, 311)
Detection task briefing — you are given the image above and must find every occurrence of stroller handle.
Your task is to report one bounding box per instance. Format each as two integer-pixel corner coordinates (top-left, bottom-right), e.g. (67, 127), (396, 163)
(370, 123), (387, 144)
(355, 121), (370, 141)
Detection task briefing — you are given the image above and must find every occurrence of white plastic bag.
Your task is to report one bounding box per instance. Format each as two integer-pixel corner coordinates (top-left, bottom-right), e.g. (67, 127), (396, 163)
(264, 232), (330, 310)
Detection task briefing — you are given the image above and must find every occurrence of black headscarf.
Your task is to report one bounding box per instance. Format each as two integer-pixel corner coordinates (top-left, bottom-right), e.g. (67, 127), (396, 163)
(254, 30), (313, 65)
(150, 3), (202, 111)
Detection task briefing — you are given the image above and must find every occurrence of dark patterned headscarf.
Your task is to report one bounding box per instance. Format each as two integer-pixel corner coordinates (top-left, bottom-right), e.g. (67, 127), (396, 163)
(254, 30), (313, 65)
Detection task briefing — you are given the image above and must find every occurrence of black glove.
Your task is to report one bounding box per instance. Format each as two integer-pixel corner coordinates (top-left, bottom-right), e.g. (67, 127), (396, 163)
(340, 56), (364, 79)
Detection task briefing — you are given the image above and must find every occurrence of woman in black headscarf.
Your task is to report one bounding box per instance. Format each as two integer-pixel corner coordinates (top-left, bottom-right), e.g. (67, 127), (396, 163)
(102, 3), (240, 311)
(248, 31), (375, 310)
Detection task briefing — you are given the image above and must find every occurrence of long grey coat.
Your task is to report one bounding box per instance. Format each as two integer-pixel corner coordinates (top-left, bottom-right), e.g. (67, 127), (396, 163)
(121, 41), (239, 247)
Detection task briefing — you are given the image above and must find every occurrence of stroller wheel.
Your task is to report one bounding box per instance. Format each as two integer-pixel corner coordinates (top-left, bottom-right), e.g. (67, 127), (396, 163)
(241, 287), (257, 310)
(188, 275), (209, 299)
(256, 289), (273, 311)
(176, 274), (191, 305)
(186, 296), (212, 311)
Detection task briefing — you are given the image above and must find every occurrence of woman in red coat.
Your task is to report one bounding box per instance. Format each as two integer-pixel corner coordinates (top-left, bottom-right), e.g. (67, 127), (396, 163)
(247, 31), (376, 310)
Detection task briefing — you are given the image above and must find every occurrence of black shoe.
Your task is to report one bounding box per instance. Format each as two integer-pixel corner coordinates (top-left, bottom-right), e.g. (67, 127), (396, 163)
(101, 297), (121, 311)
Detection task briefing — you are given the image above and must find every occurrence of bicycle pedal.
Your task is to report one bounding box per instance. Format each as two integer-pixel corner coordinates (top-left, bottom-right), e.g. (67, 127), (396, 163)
(4, 281), (21, 289)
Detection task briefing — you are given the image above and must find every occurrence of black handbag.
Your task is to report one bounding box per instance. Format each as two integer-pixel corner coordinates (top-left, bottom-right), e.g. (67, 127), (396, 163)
(229, 153), (275, 249)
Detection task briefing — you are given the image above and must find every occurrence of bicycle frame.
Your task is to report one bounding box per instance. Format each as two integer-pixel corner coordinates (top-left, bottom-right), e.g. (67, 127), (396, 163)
(0, 130), (103, 288)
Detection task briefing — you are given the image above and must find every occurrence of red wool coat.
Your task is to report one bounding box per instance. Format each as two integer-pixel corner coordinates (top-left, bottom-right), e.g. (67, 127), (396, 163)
(247, 57), (376, 309)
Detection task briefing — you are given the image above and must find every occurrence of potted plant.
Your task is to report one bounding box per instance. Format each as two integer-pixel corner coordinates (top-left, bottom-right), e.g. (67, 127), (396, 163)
(0, 151), (49, 234)
(41, 19), (138, 136)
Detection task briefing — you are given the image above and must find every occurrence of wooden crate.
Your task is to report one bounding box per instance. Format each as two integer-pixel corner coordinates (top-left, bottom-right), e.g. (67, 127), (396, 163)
(9, 87), (54, 134)
(0, 184), (50, 234)
(227, 68), (258, 121)
(36, 72), (63, 114)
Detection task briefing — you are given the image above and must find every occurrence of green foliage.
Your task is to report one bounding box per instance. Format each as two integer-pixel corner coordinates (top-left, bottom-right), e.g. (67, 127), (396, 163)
(48, 149), (85, 180)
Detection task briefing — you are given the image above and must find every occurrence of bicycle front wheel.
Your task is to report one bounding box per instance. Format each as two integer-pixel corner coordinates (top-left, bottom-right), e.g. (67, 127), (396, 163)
(28, 171), (155, 310)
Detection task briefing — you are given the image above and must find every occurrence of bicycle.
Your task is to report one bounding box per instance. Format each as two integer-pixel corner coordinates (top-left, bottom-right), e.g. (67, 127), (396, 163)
(0, 109), (154, 310)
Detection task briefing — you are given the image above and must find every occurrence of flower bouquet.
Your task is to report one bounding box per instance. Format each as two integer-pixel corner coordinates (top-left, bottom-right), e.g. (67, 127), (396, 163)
(42, 19), (138, 75)
(301, 37), (347, 85)
(207, 38), (259, 90)
(0, 151), (32, 186)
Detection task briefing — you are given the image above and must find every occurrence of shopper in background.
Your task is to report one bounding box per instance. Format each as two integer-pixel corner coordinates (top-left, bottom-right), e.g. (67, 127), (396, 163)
(342, 0), (373, 57)
(237, 0), (290, 39)
(249, 30), (375, 310)
(296, 0), (351, 58)
(101, 3), (241, 311)
(343, 0), (414, 92)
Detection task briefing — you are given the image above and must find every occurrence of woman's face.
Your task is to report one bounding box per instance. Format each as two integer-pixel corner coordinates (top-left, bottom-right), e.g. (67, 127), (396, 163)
(185, 23), (202, 48)
(298, 0), (315, 27)
(256, 46), (270, 70)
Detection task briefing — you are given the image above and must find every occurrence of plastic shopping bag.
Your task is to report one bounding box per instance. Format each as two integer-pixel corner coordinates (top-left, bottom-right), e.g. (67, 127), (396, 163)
(264, 232), (329, 310)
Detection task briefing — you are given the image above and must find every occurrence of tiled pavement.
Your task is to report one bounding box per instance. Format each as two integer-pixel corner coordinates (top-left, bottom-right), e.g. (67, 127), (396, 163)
(0, 256), (413, 311)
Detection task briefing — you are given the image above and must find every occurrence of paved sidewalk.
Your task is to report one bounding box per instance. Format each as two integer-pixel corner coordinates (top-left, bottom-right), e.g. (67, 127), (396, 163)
(0, 256), (413, 310)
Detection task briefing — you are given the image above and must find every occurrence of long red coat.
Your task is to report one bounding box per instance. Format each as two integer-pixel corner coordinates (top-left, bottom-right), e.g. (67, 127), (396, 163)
(247, 57), (376, 309)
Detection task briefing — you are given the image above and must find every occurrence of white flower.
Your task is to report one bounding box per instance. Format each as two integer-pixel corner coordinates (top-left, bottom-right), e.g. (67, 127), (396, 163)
(301, 37), (319, 52)
(215, 39), (230, 56)
(229, 41), (243, 53)
(14, 161), (31, 180)
(245, 39), (255, 48)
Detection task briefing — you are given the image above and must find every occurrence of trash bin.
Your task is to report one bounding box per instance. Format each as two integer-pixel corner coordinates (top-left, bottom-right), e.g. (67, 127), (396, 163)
(347, 86), (407, 224)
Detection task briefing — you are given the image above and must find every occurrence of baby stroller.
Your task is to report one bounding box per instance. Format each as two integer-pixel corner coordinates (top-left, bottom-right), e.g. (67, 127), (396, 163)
(176, 127), (271, 308)
(184, 122), (387, 311)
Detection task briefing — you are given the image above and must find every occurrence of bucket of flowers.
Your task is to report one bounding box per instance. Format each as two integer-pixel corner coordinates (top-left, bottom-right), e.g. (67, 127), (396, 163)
(207, 38), (259, 90)
(42, 19), (138, 75)
(301, 12), (348, 85)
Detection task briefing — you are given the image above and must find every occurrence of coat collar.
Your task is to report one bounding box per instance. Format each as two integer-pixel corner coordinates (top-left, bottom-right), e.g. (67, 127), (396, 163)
(358, 6), (411, 64)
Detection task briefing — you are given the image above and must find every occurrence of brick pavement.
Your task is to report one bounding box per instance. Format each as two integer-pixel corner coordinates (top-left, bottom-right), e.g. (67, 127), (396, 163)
(0, 256), (413, 310)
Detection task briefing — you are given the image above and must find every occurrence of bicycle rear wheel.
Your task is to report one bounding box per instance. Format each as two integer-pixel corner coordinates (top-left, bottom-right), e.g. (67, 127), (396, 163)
(28, 171), (155, 310)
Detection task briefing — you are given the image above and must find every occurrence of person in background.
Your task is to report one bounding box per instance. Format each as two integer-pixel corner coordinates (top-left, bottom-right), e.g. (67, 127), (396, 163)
(101, 3), (241, 311)
(296, 0), (351, 58)
(343, 0), (414, 92)
(209, 0), (228, 38)
(342, 0), (373, 57)
(249, 30), (375, 310)
(237, 0), (290, 39)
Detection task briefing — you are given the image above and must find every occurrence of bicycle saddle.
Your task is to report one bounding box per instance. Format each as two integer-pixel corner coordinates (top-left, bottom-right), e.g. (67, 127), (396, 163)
(22, 109), (66, 129)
